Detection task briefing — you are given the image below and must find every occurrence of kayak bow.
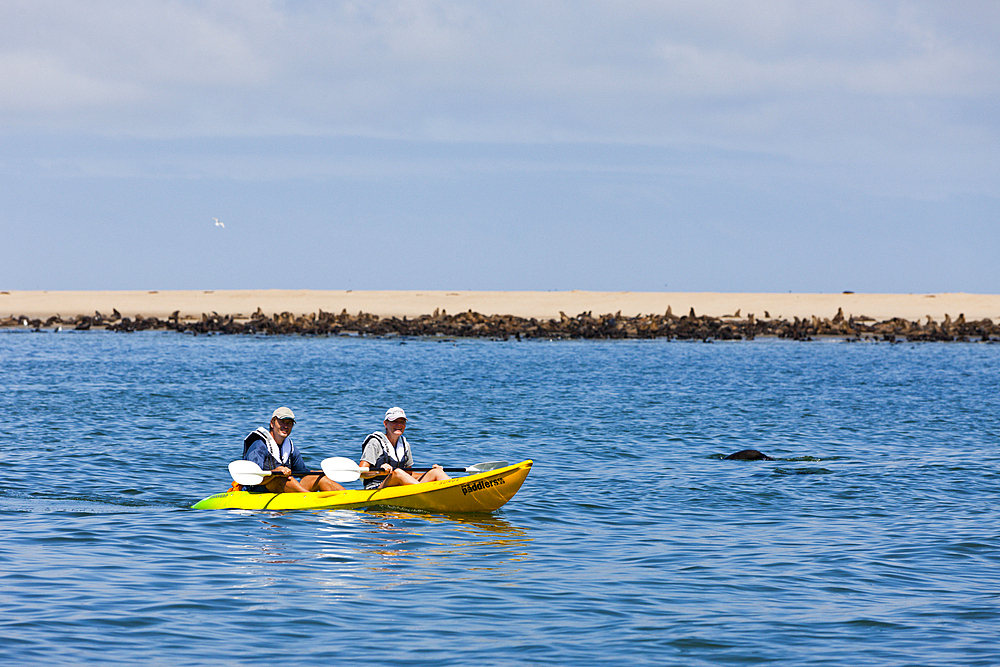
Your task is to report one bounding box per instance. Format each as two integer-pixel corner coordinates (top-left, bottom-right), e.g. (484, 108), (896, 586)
(192, 459), (532, 512)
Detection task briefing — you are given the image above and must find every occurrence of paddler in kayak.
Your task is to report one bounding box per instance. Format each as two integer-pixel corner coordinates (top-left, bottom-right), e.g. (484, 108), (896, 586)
(243, 407), (344, 493)
(358, 407), (450, 490)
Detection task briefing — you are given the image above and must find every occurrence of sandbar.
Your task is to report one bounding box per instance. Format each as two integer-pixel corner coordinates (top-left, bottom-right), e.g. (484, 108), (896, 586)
(2, 290), (998, 323)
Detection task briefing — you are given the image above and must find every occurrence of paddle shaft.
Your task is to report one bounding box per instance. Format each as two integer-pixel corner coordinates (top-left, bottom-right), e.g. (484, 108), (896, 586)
(360, 466), (505, 480)
(261, 469), (322, 478)
(260, 466), (479, 476)
(238, 465), (459, 481)
(258, 466), (460, 478)
(319, 457), (510, 483)
(238, 466), (467, 481)
(371, 466), (469, 474)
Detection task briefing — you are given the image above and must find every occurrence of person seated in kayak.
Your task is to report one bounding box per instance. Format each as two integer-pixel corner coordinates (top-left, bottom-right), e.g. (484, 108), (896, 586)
(243, 407), (344, 493)
(358, 407), (450, 490)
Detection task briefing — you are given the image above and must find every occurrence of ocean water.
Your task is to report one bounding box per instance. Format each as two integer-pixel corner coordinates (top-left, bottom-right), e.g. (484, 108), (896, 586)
(2, 331), (999, 666)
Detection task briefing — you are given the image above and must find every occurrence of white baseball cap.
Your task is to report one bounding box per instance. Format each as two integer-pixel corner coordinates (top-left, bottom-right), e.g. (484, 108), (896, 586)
(272, 407), (296, 422)
(384, 407), (406, 422)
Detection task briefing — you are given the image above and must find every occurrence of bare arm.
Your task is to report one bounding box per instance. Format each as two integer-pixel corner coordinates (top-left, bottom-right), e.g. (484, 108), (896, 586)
(358, 460), (388, 479)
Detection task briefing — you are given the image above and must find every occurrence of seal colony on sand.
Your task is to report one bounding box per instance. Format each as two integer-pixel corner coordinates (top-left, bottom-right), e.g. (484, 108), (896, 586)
(3, 306), (999, 342)
(3, 290), (999, 342)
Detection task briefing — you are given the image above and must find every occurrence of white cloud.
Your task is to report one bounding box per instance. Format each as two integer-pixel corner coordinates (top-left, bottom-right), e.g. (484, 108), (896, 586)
(0, 0), (997, 204)
(0, 51), (144, 113)
(1, 1), (995, 138)
(0, 1), (274, 124)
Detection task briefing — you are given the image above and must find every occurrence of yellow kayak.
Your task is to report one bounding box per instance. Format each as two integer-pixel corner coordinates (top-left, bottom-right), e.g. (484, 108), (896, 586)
(191, 460), (533, 512)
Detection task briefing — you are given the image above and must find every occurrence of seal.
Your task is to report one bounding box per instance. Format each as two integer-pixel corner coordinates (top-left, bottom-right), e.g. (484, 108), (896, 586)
(724, 449), (775, 461)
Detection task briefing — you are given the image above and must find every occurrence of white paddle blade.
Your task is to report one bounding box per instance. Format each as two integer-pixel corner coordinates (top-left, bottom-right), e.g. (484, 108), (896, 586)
(229, 460), (266, 486)
(467, 461), (509, 472)
(321, 456), (362, 484)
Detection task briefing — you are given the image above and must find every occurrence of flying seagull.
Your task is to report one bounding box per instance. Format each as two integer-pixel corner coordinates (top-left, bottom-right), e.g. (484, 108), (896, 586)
(214, 217), (225, 228)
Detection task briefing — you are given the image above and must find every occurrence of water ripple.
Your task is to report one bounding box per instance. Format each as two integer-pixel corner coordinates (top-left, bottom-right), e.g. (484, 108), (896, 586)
(2, 333), (1000, 665)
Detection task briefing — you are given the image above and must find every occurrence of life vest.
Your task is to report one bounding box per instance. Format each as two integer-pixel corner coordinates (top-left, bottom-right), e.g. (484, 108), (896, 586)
(361, 431), (412, 489)
(243, 426), (293, 471)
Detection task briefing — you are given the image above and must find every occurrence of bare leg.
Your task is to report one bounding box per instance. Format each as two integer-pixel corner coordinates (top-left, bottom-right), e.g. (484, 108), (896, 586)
(264, 475), (309, 493)
(416, 468), (450, 482)
(378, 468), (420, 488)
(378, 467), (450, 488)
(262, 474), (341, 493)
(299, 474), (344, 492)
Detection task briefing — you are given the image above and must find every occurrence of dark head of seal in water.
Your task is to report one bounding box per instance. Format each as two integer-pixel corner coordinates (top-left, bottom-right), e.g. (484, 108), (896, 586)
(724, 449), (775, 461)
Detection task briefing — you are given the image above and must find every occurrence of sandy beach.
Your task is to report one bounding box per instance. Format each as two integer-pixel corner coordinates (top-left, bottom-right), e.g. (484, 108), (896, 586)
(2, 290), (999, 323)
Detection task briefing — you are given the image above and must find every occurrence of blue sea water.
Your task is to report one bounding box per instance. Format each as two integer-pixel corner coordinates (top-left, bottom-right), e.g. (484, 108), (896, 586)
(2, 331), (999, 666)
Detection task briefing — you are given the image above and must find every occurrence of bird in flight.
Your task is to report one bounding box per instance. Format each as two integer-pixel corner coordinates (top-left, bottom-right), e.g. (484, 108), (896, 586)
(214, 217), (225, 228)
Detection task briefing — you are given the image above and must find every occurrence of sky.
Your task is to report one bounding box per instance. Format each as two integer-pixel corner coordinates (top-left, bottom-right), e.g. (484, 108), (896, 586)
(1, 0), (998, 293)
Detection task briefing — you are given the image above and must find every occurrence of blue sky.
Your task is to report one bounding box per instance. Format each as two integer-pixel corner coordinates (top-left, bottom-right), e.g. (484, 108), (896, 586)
(2, 1), (997, 293)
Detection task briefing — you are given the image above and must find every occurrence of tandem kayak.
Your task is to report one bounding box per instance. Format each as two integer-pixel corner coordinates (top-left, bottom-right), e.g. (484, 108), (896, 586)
(191, 459), (533, 512)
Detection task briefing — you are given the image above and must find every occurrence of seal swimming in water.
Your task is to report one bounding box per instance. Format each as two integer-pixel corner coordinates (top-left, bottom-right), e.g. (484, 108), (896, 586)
(724, 449), (775, 461)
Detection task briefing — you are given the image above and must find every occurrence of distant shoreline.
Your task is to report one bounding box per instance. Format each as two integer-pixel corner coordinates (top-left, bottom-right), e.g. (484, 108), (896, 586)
(3, 289), (999, 322)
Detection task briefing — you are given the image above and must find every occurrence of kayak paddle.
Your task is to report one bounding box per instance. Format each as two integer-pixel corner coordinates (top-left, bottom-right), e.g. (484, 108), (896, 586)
(319, 457), (510, 484)
(228, 460), (321, 486)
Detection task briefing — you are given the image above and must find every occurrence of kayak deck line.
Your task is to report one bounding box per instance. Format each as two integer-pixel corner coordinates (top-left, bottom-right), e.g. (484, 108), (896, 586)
(192, 460), (533, 512)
